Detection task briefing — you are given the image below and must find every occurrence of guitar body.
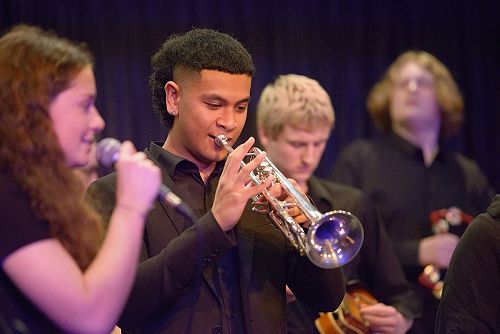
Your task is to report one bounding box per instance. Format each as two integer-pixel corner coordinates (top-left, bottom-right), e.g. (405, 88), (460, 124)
(315, 285), (377, 334)
(315, 310), (366, 334)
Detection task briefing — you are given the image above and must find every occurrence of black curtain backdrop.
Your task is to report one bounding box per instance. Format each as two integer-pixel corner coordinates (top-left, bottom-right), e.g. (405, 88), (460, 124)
(2, 0), (499, 191)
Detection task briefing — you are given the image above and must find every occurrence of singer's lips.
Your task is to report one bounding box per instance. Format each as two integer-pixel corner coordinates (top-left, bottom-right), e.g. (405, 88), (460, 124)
(82, 137), (94, 144)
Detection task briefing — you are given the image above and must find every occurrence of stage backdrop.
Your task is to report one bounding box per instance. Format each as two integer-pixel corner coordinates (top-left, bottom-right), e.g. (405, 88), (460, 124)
(1, 0), (498, 191)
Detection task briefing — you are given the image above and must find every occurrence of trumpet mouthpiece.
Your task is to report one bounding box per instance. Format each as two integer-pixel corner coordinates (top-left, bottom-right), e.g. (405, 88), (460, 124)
(214, 134), (229, 148)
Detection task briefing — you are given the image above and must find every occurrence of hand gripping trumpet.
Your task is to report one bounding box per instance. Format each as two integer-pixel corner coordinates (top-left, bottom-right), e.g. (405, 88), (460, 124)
(215, 134), (364, 269)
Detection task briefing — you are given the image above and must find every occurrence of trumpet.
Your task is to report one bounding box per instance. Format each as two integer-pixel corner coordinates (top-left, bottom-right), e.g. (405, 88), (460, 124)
(215, 134), (364, 269)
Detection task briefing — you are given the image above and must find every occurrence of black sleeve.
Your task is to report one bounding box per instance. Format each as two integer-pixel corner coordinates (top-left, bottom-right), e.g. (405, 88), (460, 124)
(456, 154), (496, 211)
(329, 140), (373, 189)
(85, 175), (237, 326)
(285, 249), (345, 312)
(436, 212), (500, 333)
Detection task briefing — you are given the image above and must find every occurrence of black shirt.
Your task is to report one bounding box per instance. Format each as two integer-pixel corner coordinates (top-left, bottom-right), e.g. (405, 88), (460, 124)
(330, 133), (495, 333)
(147, 142), (245, 334)
(0, 172), (66, 333)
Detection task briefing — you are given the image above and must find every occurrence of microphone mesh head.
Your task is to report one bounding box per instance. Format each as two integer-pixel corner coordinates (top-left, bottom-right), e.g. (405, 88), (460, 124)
(96, 138), (121, 167)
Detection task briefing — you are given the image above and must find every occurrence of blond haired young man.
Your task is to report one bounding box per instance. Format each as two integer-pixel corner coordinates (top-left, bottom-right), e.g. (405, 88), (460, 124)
(256, 74), (422, 334)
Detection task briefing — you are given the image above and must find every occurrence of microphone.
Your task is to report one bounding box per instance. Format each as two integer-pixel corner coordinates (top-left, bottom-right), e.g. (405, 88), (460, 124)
(96, 138), (196, 222)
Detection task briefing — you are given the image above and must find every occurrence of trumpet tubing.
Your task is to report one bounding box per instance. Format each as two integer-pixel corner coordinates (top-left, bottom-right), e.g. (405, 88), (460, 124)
(215, 134), (364, 269)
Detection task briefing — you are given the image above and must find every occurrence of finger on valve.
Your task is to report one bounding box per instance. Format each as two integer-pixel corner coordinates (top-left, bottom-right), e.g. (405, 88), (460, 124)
(289, 208), (309, 227)
(283, 179), (309, 226)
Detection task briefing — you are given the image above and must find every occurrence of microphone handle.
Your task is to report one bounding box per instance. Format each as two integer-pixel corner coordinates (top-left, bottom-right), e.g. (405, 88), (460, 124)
(158, 184), (197, 222)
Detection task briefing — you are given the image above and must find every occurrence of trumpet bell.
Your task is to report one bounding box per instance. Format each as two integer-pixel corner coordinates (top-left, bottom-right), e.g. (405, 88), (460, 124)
(306, 210), (364, 269)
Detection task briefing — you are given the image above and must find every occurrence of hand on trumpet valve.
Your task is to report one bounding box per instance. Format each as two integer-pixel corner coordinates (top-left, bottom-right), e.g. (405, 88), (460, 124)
(284, 179), (310, 227)
(256, 178), (309, 227)
(213, 137), (273, 232)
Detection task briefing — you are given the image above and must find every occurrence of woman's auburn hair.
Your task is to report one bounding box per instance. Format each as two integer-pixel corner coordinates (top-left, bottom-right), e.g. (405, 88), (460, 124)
(0, 25), (103, 270)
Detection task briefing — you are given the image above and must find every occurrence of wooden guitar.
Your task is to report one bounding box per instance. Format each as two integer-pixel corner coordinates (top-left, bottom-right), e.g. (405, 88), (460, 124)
(315, 284), (377, 334)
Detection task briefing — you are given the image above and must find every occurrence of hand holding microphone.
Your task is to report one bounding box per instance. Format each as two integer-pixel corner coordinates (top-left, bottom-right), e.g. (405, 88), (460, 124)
(113, 141), (161, 218)
(97, 138), (197, 222)
(95, 139), (161, 218)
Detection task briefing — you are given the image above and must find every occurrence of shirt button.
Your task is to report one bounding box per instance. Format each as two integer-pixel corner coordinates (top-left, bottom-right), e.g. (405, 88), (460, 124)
(212, 325), (222, 334)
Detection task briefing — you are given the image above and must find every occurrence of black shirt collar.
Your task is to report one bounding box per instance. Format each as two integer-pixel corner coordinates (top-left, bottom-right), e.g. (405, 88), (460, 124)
(307, 175), (333, 211)
(384, 132), (445, 163)
(146, 141), (225, 178)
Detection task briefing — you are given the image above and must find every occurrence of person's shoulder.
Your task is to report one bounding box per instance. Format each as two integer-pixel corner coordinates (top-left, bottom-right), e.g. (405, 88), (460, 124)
(447, 152), (493, 194)
(312, 177), (376, 224)
(464, 196), (500, 240)
(85, 171), (119, 206)
(449, 152), (482, 169)
(486, 195), (500, 218)
(341, 138), (376, 151)
(337, 138), (381, 162)
(316, 177), (363, 195)
(476, 195), (500, 229)
(90, 171), (118, 188)
(441, 151), (489, 181)
(84, 171), (119, 221)
(312, 176), (367, 204)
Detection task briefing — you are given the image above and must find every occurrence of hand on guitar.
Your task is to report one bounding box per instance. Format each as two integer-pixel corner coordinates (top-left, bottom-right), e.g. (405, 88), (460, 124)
(315, 284), (412, 334)
(360, 303), (412, 334)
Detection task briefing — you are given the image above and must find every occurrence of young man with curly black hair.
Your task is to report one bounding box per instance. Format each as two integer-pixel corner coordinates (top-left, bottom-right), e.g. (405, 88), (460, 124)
(87, 28), (345, 334)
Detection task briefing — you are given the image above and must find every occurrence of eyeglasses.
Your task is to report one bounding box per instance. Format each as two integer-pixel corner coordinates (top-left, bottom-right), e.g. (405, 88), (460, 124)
(394, 77), (435, 90)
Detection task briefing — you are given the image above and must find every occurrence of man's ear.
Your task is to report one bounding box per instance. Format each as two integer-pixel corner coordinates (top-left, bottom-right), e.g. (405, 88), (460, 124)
(165, 81), (179, 115)
(257, 127), (269, 148)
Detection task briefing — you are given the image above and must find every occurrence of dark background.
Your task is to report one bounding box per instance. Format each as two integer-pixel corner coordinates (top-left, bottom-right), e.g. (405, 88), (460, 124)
(1, 0), (499, 191)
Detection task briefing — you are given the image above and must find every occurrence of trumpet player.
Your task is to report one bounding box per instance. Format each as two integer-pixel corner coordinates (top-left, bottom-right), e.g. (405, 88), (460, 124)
(255, 74), (422, 334)
(86, 29), (345, 333)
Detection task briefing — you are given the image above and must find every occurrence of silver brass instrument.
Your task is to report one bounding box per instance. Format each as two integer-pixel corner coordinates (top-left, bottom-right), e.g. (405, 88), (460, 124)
(215, 134), (364, 269)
